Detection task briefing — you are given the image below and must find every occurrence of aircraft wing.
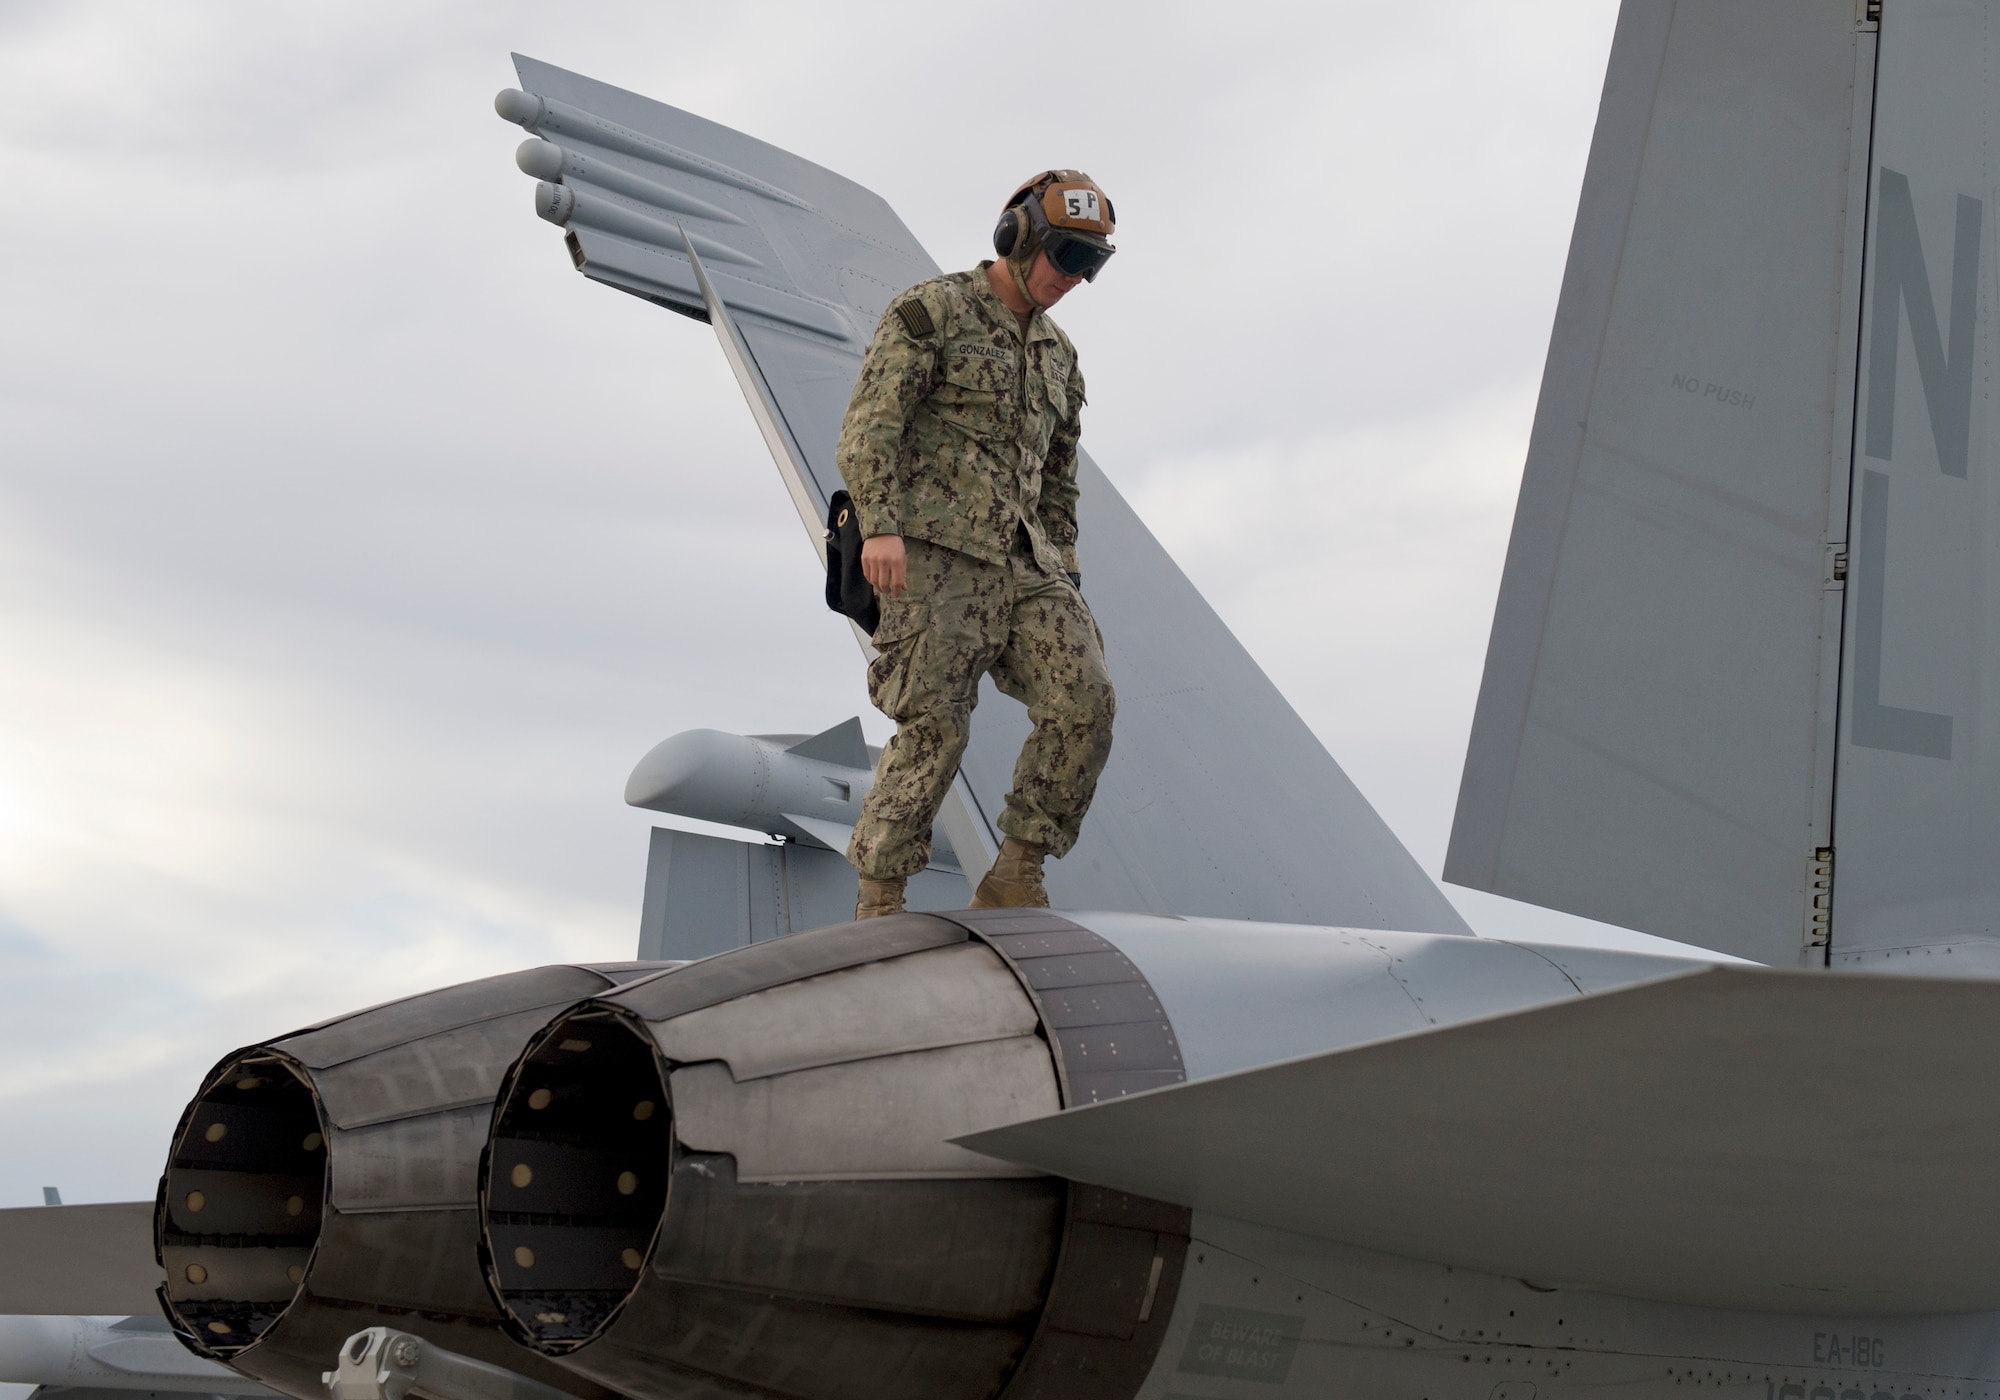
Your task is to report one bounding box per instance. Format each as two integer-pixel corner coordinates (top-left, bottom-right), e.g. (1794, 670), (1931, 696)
(504, 56), (1470, 934)
(0, 1200), (158, 1313)
(959, 965), (2000, 1315)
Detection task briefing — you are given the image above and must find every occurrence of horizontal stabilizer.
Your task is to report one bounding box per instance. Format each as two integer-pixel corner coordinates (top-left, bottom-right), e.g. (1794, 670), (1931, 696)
(0, 1201), (158, 1313)
(959, 967), (2000, 1314)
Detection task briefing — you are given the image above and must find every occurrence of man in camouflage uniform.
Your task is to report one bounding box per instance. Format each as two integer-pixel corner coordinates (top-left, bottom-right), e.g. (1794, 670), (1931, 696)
(838, 170), (1120, 917)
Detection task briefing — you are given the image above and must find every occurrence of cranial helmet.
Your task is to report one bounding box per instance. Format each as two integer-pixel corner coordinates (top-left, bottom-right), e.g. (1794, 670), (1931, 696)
(992, 170), (1117, 282)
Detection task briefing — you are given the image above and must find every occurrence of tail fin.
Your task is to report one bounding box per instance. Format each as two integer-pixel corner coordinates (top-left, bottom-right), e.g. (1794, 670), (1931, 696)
(506, 55), (1468, 933)
(1819, 6), (1999, 969)
(1449, 3), (1873, 963)
(1450, 1), (2000, 968)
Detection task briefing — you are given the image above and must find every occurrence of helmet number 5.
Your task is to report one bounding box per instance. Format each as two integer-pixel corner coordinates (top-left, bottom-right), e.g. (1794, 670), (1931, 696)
(1062, 189), (1100, 223)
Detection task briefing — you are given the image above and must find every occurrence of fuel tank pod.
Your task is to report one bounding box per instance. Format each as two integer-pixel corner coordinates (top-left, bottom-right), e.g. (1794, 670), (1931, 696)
(479, 910), (1194, 1400)
(156, 961), (674, 1400)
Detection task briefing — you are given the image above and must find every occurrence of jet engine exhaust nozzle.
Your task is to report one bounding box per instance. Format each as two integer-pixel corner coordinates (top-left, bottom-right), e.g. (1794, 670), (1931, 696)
(480, 1009), (673, 1347)
(476, 914), (1194, 1400)
(157, 1054), (326, 1352)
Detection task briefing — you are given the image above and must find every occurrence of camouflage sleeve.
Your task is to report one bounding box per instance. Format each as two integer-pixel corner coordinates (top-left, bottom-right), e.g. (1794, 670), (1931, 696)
(834, 287), (944, 539)
(1038, 358), (1086, 573)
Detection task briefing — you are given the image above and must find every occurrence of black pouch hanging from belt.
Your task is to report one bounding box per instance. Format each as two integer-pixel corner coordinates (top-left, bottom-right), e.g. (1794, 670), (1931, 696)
(823, 490), (880, 635)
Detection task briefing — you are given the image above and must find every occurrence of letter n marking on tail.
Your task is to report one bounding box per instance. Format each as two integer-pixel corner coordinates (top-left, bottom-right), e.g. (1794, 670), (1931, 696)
(1865, 168), (1982, 478)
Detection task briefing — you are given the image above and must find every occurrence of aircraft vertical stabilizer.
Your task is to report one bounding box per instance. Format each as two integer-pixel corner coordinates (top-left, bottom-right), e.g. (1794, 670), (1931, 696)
(1821, 6), (2000, 970)
(1448, 1), (1876, 963)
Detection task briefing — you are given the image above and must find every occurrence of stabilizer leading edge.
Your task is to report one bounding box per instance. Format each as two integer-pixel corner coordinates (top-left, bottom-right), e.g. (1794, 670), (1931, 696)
(505, 56), (1470, 933)
(959, 964), (2000, 1316)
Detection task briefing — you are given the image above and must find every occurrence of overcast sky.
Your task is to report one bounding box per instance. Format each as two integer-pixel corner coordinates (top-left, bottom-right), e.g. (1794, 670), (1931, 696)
(0, 0), (1673, 1210)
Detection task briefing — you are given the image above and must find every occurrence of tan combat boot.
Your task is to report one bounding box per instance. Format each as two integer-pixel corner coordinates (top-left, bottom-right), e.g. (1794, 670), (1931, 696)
(969, 838), (1050, 909)
(855, 875), (907, 920)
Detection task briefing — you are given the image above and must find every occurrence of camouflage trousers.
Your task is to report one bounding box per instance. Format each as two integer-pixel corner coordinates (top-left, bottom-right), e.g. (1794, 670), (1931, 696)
(847, 535), (1116, 881)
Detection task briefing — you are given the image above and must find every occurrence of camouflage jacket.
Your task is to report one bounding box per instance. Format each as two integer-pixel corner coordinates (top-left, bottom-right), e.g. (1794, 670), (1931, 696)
(835, 263), (1085, 575)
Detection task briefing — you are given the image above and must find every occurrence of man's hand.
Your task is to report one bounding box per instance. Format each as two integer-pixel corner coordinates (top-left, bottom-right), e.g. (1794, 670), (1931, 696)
(861, 534), (908, 595)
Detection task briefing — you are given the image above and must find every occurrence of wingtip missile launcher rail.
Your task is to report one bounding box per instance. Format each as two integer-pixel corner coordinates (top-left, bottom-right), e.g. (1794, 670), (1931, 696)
(490, 80), (865, 342)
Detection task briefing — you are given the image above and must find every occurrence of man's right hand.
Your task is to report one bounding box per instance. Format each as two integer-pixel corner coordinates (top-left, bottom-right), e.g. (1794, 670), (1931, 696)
(861, 534), (908, 595)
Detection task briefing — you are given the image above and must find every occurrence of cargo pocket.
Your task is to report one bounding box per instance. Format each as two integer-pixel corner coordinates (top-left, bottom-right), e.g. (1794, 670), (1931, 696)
(867, 596), (930, 722)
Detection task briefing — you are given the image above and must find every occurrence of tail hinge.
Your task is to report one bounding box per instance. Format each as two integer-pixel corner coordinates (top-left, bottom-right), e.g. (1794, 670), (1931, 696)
(1803, 847), (1835, 953)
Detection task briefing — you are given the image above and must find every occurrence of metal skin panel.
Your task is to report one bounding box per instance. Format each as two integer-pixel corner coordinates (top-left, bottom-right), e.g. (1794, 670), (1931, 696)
(1447, 0), (1871, 963)
(328, 1105), (492, 1211)
(1064, 912), (1708, 1080)
(507, 55), (1469, 937)
(668, 1037), (1058, 1181)
(610, 911), (967, 1022)
(310, 1006), (570, 1129)
(1517, 938), (1730, 993)
(0, 1203), (160, 1314)
(275, 966), (616, 1070)
(1158, 1208), (2000, 1400)
(651, 941), (1037, 1081)
(1830, 3), (2000, 969)
(962, 964), (2000, 1315)
(647, 1154), (1062, 1322)
(586, 962), (685, 985)
(996, 1187), (1191, 1400)
(307, 1208), (498, 1316)
(929, 913), (1194, 1400)
(571, 1284), (1033, 1400)
(942, 910), (1188, 1105)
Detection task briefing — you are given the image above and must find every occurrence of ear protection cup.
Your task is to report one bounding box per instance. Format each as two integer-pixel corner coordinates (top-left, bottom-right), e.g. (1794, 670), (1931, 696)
(992, 205), (1026, 258)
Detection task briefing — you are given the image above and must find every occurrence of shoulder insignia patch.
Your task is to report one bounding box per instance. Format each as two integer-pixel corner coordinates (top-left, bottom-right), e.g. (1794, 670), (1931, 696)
(895, 300), (936, 338)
